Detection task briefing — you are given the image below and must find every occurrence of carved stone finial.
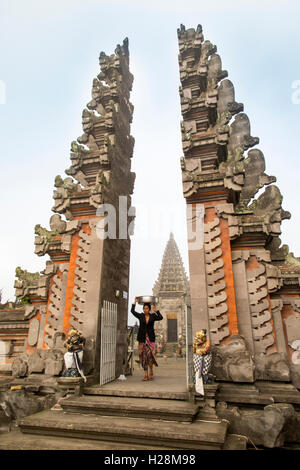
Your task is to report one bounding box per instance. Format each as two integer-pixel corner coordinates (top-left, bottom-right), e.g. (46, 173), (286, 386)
(236, 149), (276, 211)
(249, 185), (291, 235)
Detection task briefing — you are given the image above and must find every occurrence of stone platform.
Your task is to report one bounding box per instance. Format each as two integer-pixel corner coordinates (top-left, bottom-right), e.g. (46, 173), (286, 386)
(0, 357), (236, 450)
(0, 428), (172, 450)
(17, 408), (228, 450)
(60, 395), (199, 422)
(216, 381), (300, 408)
(85, 357), (188, 400)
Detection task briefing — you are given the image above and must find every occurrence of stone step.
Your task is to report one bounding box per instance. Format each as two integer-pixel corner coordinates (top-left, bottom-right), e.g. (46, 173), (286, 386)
(217, 383), (261, 396)
(216, 381), (300, 406)
(255, 382), (300, 405)
(18, 409), (229, 450)
(0, 428), (170, 450)
(216, 382), (274, 406)
(215, 393), (274, 406)
(84, 385), (188, 401)
(60, 395), (199, 422)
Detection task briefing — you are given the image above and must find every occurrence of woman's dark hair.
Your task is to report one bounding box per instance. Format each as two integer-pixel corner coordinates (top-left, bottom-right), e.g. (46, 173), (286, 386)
(143, 302), (151, 311)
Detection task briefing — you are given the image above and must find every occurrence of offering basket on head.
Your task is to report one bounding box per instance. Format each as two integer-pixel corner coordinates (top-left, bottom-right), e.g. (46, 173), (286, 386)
(137, 295), (158, 305)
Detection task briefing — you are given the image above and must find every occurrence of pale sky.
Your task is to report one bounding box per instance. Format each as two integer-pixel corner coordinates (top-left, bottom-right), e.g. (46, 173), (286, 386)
(0, 1), (299, 326)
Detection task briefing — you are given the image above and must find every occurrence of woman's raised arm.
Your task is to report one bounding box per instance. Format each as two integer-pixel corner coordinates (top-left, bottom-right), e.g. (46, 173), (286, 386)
(131, 298), (142, 319)
(152, 303), (163, 321)
(153, 310), (163, 321)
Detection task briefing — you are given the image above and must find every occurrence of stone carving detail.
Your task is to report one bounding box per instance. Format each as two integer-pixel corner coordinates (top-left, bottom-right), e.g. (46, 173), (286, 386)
(204, 216), (229, 345)
(248, 185), (291, 236)
(70, 228), (92, 334)
(50, 37), (134, 219)
(266, 263), (282, 292)
(216, 402), (296, 448)
(52, 175), (80, 218)
(254, 352), (290, 381)
(236, 149), (276, 211)
(211, 335), (255, 382)
(27, 349), (46, 373)
(287, 299), (300, 313)
(35, 216), (80, 259)
(24, 304), (47, 322)
(42, 260), (57, 276)
(178, 23), (290, 241)
(44, 349), (64, 376)
(266, 236), (289, 262)
(65, 141), (92, 180)
(15, 267), (38, 283)
(14, 264), (56, 301)
(11, 353), (29, 378)
(28, 319), (40, 347)
(219, 114), (259, 193)
(217, 79), (243, 128)
(246, 260), (274, 353)
(11, 350), (64, 377)
(44, 264), (69, 348)
(285, 316), (300, 345)
(215, 203), (239, 239)
(34, 224), (58, 256)
(227, 113), (259, 164)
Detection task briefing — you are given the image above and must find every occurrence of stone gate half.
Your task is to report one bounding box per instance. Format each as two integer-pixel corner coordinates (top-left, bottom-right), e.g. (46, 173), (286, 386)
(178, 24), (300, 386)
(0, 39), (136, 382)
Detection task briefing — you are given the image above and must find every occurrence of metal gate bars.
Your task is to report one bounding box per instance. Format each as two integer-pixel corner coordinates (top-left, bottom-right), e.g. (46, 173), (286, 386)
(99, 300), (117, 386)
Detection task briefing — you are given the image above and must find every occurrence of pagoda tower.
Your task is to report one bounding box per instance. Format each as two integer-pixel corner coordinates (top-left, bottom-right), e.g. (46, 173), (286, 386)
(153, 233), (190, 343)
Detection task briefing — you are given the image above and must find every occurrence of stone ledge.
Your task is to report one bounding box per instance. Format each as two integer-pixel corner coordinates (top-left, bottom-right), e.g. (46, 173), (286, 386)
(18, 409), (229, 450)
(59, 395), (200, 422)
(0, 428), (170, 450)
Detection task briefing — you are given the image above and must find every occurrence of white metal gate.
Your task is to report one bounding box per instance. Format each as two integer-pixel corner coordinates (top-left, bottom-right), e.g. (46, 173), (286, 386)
(185, 304), (195, 401)
(99, 300), (117, 386)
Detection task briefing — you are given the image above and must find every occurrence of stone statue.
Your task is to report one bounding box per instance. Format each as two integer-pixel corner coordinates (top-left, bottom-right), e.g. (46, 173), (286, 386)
(62, 328), (86, 382)
(193, 329), (213, 395)
(176, 335), (184, 357)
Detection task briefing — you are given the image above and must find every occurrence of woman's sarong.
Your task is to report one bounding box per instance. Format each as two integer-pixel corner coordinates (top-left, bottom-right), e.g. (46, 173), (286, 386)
(138, 334), (158, 370)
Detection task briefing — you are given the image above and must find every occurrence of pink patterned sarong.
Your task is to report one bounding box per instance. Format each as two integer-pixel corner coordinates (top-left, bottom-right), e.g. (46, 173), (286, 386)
(138, 334), (158, 370)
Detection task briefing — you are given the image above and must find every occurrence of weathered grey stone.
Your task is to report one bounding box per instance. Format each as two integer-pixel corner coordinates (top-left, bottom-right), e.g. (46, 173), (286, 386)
(222, 433), (248, 450)
(285, 411), (300, 443)
(290, 364), (300, 389)
(49, 214), (67, 233)
(0, 389), (60, 422)
(24, 304), (36, 320)
(237, 148), (276, 210)
(255, 352), (290, 381)
(249, 185), (291, 236)
(216, 401), (295, 448)
(53, 332), (66, 349)
(44, 349), (64, 376)
(11, 355), (29, 378)
(211, 335), (255, 382)
(28, 350), (45, 374)
(0, 406), (11, 433)
(0, 363), (12, 375)
(28, 318), (40, 346)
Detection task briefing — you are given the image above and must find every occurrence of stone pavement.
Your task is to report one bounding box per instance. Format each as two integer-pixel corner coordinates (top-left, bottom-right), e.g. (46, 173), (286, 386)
(0, 356), (238, 450)
(85, 356), (188, 399)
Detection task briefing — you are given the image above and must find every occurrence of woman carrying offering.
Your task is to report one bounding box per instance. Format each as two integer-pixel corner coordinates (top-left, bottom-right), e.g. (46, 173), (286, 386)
(131, 297), (163, 381)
